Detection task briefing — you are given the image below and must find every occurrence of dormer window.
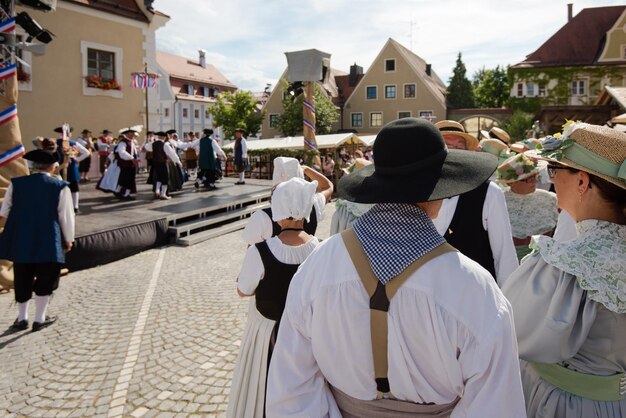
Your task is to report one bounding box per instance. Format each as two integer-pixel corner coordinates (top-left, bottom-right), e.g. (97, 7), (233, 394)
(187, 84), (194, 95)
(203, 86), (209, 97)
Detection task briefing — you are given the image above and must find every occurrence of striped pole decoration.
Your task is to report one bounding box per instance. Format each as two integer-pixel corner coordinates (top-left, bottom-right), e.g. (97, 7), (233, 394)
(0, 143), (25, 167)
(0, 64), (17, 81)
(0, 17), (16, 33)
(302, 82), (318, 152)
(0, 105), (17, 126)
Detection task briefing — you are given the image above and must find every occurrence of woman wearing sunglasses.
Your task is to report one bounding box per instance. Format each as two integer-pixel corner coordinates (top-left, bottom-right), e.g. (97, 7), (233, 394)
(502, 122), (626, 418)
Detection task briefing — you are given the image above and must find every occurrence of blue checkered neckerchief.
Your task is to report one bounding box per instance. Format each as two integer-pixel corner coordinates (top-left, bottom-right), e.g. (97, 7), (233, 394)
(352, 203), (445, 285)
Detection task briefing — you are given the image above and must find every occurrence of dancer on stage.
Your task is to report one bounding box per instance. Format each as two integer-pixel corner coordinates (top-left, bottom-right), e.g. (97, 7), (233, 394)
(180, 129), (226, 190)
(97, 126), (140, 200)
(54, 126), (89, 213)
(145, 131), (182, 200)
(503, 122), (626, 418)
(234, 127), (248, 185)
(165, 129), (185, 192)
(96, 130), (113, 175)
(75, 129), (94, 182)
(228, 177), (320, 418)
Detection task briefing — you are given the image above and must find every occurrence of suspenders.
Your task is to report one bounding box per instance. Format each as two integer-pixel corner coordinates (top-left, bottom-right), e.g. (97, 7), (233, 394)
(340, 229), (457, 399)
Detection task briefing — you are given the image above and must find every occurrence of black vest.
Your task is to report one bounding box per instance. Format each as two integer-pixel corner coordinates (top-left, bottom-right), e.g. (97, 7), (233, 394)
(262, 207), (317, 237)
(444, 182), (496, 278)
(152, 140), (166, 163)
(254, 241), (301, 321)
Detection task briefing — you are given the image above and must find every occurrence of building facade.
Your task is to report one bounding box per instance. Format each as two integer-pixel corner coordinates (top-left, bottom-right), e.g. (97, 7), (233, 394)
(155, 50), (237, 137)
(16, 0), (168, 143)
(509, 5), (626, 116)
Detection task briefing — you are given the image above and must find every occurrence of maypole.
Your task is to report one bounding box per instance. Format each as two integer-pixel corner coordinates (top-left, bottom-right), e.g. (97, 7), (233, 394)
(130, 65), (161, 132)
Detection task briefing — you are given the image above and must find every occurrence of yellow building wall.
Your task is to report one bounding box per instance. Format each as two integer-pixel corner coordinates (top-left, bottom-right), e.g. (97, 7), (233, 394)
(16, 6), (146, 145)
(261, 82), (286, 138)
(344, 43), (445, 134)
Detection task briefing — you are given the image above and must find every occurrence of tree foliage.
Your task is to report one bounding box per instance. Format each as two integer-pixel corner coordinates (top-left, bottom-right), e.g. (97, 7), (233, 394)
(207, 90), (264, 139)
(277, 80), (339, 137)
(472, 65), (510, 108)
(501, 111), (534, 143)
(447, 53), (475, 109)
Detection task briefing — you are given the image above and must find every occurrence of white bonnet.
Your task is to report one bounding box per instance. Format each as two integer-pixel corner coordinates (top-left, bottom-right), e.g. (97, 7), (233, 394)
(272, 157), (304, 186)
(271, 177), (318, 222)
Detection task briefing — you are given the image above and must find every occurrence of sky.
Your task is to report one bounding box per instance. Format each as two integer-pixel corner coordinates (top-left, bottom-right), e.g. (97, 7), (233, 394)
(153, 0), (625, 92)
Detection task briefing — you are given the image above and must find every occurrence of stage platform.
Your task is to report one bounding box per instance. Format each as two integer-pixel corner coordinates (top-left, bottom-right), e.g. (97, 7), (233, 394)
(66, 174), (272, 271)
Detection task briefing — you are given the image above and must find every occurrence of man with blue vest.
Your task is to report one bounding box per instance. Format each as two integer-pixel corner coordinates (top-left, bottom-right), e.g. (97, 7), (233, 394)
(181, 128), (226, 190)
(0, 150), (75, 332)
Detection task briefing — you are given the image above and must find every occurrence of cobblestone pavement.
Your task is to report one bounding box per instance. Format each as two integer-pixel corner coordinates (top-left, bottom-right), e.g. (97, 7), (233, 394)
(0, 204), (336, 417)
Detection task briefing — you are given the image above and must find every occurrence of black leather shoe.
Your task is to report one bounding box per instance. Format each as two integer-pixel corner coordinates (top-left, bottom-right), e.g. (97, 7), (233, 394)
(32, 316), (57, 332)
(10, 318), (28, 331)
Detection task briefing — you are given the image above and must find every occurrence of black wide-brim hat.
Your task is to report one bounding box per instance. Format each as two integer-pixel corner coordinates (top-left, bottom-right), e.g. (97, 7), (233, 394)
(338, 118), (498, 203)
(165, 129), (177, 135)
(23, 149), (58, 164)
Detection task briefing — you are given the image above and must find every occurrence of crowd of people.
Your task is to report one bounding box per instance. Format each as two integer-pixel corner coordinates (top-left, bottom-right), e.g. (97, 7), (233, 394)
(227, 118), (625, 418)
(28, 125), (233, 206)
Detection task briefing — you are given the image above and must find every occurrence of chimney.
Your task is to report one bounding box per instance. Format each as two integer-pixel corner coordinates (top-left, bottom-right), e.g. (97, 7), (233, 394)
(567, 3), (573, 22)
(199, 49), (206, 68)
(349, 63), (363, 87)
(426, 64), (432, 76)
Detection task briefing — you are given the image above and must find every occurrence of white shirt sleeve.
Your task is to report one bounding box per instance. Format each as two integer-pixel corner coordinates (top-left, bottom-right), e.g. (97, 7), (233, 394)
(241, 138), (248, 158)
(73, 141), (90, 163)
(483, 182), (519, 286)
(241, 210), (273, 245)
(163, 142), (181, 164)
(212, 140), (227, 159)
(0, 183), (13, 218)
(58, 186), (75, 242)
(116, 142), (134, 161)
(143, 141), (153, 152)
(313, 192), (326, 221)
(237, 246), (264, 296)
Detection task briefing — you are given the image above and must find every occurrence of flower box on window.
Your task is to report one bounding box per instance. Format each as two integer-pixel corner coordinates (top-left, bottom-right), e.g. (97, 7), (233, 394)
(17, 68), (30, 83)
(84, 75), (121, 91)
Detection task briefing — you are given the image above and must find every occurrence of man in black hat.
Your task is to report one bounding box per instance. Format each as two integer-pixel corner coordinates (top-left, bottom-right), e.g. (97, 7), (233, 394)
(114, 127), (140, 200)
(180, 128), (227, 190)
(144, 131), (182, 200)
(267, 118), (525, 417)
(0, 150), (75, 332)
(233, 126), (248, 185)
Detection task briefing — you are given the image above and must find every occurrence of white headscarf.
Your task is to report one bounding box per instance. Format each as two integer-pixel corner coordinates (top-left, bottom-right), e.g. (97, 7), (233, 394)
(271, 177), (318, 222)
(272, 157), (304, 186)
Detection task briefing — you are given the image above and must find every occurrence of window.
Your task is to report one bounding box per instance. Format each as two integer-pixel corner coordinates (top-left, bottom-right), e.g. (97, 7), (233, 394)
(203, 86), (209, 97)
(351, 113), (363, 128)
(87, 48), (115, 80)
(419, 111), (433, 118)
(398, 111), (411, 119)
(370, 112), (383, 127)
(194, 109), (200, 119)
(269, 114), (279, 129)
(164, 108), (170, 118)
(183, 108), (188, 118)
(187, 85), (194, 95)
(404, 84), (416, 98)
(384, 85), (396, 99)
(366, 86), (377, 100)
(571, 80), (586, 96)
(81, 41), (123, 98)
(538, 83), (546, 97)
(516, 83), (523, 97)
(526, 83), (535, 97)
(385, 59), (395, 72)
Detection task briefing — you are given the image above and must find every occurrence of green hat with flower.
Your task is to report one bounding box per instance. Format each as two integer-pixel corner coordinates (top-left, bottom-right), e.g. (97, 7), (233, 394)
(538, 121), (626, 190)
(496, 152), (542, 183)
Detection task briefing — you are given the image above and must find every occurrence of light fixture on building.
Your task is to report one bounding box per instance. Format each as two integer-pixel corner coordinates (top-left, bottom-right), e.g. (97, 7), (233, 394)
(15, 12), (55, 44)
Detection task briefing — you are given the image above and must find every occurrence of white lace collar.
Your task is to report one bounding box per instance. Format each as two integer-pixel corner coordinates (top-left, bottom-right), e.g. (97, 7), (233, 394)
(531, 220), (626, 313)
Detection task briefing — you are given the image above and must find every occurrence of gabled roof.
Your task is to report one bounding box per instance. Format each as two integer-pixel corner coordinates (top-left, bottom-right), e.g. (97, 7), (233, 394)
(156, 51), (237, 89)
(513, 6), (626, 68)
(389, 38), (447, 97)
(66, 0), (159, 22)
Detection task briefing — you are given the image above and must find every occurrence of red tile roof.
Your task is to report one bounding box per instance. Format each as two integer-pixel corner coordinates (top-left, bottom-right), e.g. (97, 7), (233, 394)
(157, 51), (237, 89)
(66, 0), (150, 22)
(514, 6), (626, 68)
(334, 73), (365, 106)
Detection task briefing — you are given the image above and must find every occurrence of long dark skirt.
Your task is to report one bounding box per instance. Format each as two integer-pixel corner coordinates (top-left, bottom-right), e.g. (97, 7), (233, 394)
(118, 166), (137, 194)
(78, 156), (91, 173)
(167, 161), (183, 192)
(147, 162), (169, 191)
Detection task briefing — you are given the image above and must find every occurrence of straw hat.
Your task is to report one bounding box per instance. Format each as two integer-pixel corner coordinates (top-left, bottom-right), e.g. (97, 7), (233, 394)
(510, 138), (541, 153)
(435, 120), (479, 150)
(479, 138), (509, 157)
(489, 127), (510, 144)
(496, 153), (543, 183)
(540, 122), (626, 189)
